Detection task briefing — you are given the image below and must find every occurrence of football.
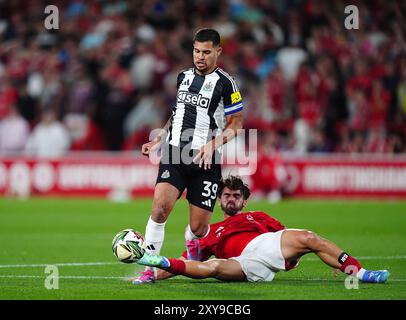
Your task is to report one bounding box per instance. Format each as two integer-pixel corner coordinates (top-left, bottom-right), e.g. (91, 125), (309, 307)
(112, 229), (145, 263)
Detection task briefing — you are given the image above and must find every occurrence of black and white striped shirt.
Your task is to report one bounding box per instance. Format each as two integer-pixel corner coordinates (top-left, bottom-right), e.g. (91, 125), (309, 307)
(167, 67), (243, 150)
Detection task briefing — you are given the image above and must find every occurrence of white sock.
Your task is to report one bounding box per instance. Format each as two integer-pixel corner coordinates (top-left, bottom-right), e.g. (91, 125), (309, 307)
(184, 224), (210, 241)
(356, 268), (366, 279)
(144, 216), (166, 254)
(143, 217), (166, 273)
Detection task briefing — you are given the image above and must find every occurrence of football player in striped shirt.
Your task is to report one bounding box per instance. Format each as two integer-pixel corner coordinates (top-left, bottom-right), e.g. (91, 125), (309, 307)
(133, 28), (244, 284)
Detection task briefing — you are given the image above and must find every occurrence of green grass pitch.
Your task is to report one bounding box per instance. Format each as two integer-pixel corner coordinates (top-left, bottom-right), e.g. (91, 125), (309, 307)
(0, 197), (405, 300)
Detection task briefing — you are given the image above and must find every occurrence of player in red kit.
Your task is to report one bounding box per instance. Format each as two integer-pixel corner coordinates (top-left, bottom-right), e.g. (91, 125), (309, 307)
(132, 176), (389, 283)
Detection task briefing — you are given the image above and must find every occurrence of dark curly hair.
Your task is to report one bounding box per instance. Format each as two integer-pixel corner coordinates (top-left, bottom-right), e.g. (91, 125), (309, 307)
(194, 28), (221, 47)
(218, 176), (251, 200)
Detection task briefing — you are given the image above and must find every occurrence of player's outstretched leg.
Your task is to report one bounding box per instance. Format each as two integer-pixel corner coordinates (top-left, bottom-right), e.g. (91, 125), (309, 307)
(135, 251), (245, 281)
(280, 230), (389, 283)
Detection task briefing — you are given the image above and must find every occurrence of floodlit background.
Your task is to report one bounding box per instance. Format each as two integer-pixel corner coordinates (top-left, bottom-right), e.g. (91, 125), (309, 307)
(1, 0), (406, 154)
(1, 0), (406, 200)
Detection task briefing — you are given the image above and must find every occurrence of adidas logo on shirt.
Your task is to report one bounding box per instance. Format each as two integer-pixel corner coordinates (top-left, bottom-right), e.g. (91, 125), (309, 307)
(202, 199), (212, 207)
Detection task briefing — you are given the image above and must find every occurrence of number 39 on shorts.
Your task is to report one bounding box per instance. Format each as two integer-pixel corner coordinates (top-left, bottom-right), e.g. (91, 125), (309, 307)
(202, 181), (218, 199)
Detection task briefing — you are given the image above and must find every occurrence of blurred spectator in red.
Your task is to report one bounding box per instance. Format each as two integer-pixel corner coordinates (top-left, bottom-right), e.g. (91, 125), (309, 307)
(0, 77), (18, 119)
(296, 77), (322, 126)
(265, 66), (288, 121)
(250, 130), (287, 203)
(346, 60), (372, 98)
(364, 128), (387, 153)
(64, 114), (105, 151)
(368, 79), (390, 130)
(347, 89), (369, 132)
(0, 0), (405, 156)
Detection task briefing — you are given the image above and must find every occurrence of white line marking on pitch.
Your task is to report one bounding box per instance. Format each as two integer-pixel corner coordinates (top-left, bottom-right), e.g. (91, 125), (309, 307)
(305, 255), (406, 261)
(0, 255), (405, 269)
(0, 275), (405, 282)
(284, 278), (406, 282)
(0, 275), (126, 280)
(0, 262), (117, 268)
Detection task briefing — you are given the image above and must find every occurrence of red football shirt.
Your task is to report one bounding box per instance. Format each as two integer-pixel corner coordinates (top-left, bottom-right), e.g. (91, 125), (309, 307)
(182, 211), (285, 260)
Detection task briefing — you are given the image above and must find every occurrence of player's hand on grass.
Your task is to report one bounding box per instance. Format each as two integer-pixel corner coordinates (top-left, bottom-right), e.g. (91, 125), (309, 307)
(332, 268), (340, 277)
(193, 141), (215, 170)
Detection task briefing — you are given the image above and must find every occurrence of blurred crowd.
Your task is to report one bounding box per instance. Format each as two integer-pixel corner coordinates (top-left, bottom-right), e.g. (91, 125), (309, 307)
(0, 0), (406, 158)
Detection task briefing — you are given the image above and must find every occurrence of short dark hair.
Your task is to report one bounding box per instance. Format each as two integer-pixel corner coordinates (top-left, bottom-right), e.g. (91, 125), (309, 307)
(218, 176), (251, 200)
(194, 28), (221, 47)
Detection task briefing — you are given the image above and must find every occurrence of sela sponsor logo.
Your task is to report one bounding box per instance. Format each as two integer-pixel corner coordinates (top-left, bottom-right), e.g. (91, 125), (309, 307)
(177, 90), (210, 109)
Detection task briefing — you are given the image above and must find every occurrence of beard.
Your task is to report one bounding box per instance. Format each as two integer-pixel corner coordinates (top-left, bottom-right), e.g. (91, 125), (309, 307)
(221, 202), (243, 216)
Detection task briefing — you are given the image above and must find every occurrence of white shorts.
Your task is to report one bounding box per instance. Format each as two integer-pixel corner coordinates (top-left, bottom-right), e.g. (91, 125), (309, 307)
(231, 229), (300, 282)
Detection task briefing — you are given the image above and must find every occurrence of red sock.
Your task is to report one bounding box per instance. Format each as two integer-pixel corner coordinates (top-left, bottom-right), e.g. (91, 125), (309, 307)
(338, 252), (362, 275)
(167, 258), (186, 275)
